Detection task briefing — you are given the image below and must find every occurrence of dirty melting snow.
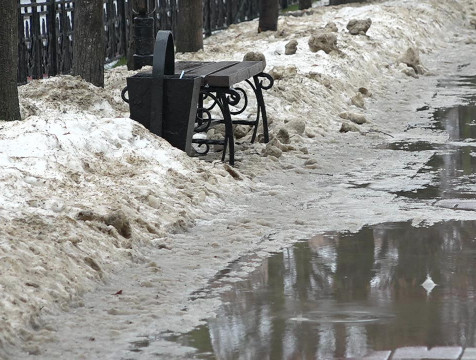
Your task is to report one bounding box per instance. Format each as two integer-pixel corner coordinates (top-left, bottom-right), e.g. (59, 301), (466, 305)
(1, 0), (475, 356)
(1, 78), (249, 354)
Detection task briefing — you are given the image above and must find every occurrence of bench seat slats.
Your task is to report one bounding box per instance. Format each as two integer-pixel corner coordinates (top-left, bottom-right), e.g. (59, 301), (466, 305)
(175, 60), (265, 87)
(176, 61), (238, 82)
(175, 61), (213, 73)
(205, 61), (266, 87)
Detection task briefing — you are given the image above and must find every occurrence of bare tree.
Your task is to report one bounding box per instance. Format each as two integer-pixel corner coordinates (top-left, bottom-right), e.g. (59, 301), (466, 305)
(0, 0), (21, 121)
(259, 0), (279, 32)
(176, 0), (203, 52)
(72, 0), (105, 87)
(299, 0), (312, 10)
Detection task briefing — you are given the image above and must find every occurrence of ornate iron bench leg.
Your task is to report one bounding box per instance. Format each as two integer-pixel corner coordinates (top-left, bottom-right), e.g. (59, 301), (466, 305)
(220, 91), (235, 165)
(192, 87), (237, 165)
(191, 77), (274, 165)
(245, 72), (274, 143)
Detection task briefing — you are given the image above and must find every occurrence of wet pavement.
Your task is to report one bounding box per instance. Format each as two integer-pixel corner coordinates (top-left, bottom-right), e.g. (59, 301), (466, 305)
(11, 41), (476, 360)
(169, 77), (476, 359)
(171, 221), (476, 359)
(393, 101), (476, 201)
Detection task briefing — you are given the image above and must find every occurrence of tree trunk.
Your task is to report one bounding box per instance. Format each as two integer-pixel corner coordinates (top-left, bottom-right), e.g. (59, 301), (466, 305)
(72, 0), (105, 87)
(299, 0), (312, 10)
(0, 0), (21, 121)
(258, 0), (278, 32)
(176, 0), (203, 53)
(126, 0), (135, 70)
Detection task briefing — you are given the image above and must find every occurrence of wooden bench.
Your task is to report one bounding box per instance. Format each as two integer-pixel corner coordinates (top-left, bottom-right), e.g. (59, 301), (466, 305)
(122, 31), (274, 165)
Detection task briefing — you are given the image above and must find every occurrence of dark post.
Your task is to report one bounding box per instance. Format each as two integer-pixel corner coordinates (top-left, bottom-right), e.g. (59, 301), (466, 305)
(217, 0), (224, 29)
(105, 0), (111, 59)
(170, 0), (178, 35)
(148, 0), (157, 34)
(18, 5), (28, 84)
(126, 0), (135, 69)
(31, 0), (43, 79)
(47, 0), (58, 76)
(59, 0), (73, 73)
(132, 0), (155, 69)
(299, 0), (312, 10)
(105, 0), (117, 59)
(258, 0), (278, 32)
(226, 0), (232, 26)
(204, 0), (211, 36)
(117, 0), (127, 57)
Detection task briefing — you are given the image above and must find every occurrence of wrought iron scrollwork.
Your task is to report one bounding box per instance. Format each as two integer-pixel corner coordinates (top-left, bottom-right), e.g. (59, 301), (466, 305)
(200, 91), (218, 112)
(193, 142), (210, 155)
(192, 87), (238, 159)
(255, 72), (274, 90)
(192, 74), (273, 164)
(229, 87), (248, 115)
(195, 91), (219, 133)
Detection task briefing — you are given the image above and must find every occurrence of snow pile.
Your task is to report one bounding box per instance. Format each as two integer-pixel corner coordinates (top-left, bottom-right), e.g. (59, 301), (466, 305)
(1, 81), (250, 354)
(178, 0), (468, 149)
(1, 0), (475, 356)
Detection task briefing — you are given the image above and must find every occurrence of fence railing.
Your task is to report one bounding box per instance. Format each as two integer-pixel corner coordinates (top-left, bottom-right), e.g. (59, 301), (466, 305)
(19, 0), (336, 83)
(18, 0), (129, 83)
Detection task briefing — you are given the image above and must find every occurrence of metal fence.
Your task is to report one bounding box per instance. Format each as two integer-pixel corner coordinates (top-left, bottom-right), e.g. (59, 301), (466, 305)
(18, 0), (128, 83)
(18, 0), (332, 83)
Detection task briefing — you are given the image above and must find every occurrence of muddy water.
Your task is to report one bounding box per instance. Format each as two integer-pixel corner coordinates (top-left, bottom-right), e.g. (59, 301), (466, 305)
(173, 221), (476, 359)
(170, 78), (476, 358)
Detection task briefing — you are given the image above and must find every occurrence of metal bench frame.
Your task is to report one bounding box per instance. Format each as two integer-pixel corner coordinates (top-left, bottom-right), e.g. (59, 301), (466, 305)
(122, 31), (274, 165)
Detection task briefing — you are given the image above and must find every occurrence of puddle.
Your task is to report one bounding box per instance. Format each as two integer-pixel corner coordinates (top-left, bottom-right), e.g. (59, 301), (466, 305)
(394, 147), (476, 200)
(433, 105), (476, 140)
(437, 75), (476, 104)
(169, 221), (476, 359)
(388, 93), (476, 200)
(167, 76), (476, 358)
(385, 140), (437, 152)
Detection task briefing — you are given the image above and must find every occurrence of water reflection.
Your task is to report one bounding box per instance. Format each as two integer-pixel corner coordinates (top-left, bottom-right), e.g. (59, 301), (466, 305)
(393, 103), (476, 200)
(434, 105), (476, 141)
(437, 75), (476, 104)
(174, 221), (476, 359)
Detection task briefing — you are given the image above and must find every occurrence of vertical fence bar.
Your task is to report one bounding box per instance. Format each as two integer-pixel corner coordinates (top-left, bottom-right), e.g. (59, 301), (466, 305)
(226, 0), (232, 26)
(31, 0), (43, 79)
(18, 4), (28, 84)
(106, 0), (118, 60)
(203, 0), (211, 36)
(59, 0), (73, 74)
(47, 0), (58, 76)
(170, 0), (177, 36)
(118, 0), (127, 57)
(19, 0), (314, 83)
(104, 0), (110, 59)
(217, 0), (224, 30)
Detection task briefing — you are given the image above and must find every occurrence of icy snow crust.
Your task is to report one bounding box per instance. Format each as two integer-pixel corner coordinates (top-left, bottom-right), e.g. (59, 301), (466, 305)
(1, 0), (476, 357)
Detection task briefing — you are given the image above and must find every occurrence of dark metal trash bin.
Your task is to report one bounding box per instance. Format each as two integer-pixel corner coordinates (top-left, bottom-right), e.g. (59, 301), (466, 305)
(124, 73), (201, 155)
(122, 31), (201, 156)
